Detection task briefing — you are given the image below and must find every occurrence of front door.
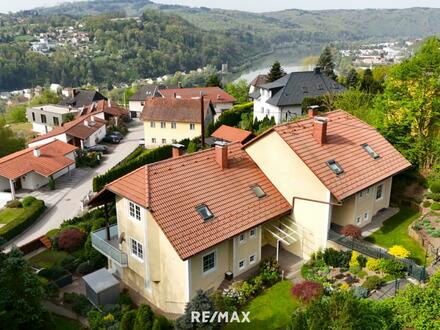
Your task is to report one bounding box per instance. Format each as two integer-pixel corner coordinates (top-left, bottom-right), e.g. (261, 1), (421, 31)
(14, 178), (22, 190)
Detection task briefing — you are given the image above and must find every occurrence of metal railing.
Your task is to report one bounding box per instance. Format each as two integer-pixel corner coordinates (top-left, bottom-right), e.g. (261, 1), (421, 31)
(91, 224), (128, 267)
(328, 230), (427, 282)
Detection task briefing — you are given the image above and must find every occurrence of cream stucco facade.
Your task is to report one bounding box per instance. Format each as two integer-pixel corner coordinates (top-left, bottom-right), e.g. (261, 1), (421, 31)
(143, 121), (202, 148)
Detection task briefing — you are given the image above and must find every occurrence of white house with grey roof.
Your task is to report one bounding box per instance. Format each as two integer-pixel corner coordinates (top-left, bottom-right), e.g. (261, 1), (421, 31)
(251, 68), (345, 124)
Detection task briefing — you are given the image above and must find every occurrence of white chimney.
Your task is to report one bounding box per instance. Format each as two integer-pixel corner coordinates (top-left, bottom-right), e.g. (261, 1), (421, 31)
(33, 148), (41, 157)
(84, 120), (89, 127)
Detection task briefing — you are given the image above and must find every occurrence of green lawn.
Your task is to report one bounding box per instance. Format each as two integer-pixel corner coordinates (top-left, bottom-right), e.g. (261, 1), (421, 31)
(50, 313), (82, 330)
(364, 208), (425, 264)
(0, 207), (27, 225)
(29, 249), (69, 268)
(226, 280), (299, 330)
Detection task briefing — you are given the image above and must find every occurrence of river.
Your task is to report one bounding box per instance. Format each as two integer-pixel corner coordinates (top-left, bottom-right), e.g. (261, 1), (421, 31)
(234, 46), (320, 82)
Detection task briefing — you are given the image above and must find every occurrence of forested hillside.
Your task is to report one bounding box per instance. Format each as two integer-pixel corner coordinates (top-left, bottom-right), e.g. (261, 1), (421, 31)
(0, 10), (266, 90)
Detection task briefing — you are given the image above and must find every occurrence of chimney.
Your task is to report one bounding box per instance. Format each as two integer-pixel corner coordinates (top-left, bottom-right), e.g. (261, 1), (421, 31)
(215, 141), (228, 170)
(313, 117), (328, 145)
(173, 92), (177, 98)
(308, 105), (319, 118)
(314, 66), (321, 74)
(33, 147), (41, 157)
(171, 144), (185, 158)
(68, 105), (72, 112)
(84, 120), (89, 127)
(90, 115), (95, 122)
(177, 81), (182, 88)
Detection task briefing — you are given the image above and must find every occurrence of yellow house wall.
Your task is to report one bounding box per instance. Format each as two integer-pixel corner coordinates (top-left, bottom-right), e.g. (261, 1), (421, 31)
(189, 240), (231, 297)
(115, 196), (188, 314)
(332, 177), (393, 228)
(245, 131), (331, 259)
(143, 120), (201, 147)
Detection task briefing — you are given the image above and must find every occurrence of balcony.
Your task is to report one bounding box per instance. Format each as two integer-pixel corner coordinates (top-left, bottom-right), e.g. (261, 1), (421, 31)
(91, 224), (128, 267)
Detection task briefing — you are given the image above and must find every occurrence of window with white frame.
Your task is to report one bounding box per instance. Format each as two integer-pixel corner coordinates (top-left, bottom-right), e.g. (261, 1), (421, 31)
(249, 228), (256, 238)
(162, 138), (166, 144)
(355, 216), (361, 225)
(364, 212), (369, 221)
(160, 121), (166, 128)
(202, 251), (216, 274)
(171, 122), (176, 129)
(150, 121), (155, 128)
(130, 238), (144, 260)
(376, 183), (384, 200)
(189, 123), (195, 130)
(249, 254), (256, 264)
(152, 138), (156, 144)
(238, 259), (245, 270)
(238, 233), (246, 243)
(128, 201), (141, 221)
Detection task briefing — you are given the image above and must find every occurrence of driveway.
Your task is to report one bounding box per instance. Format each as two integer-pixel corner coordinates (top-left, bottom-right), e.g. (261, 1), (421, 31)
(4, 121), (144, 250)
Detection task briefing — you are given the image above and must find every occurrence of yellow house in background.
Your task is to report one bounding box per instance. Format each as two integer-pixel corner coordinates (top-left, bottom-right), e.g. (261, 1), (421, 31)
(89, 109), (411, 315)
(141, 97), (215, 147)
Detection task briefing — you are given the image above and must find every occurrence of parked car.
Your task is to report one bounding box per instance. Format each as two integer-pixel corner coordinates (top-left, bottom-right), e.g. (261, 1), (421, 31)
(109, 131), (124, 140)
(103, 134), (122, 144)
(86, 145), (108, 154)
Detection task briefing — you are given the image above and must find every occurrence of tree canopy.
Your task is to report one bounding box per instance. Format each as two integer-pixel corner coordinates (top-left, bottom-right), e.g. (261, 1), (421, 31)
(317, 46), (337, 80)
(267, 61), (286, 83)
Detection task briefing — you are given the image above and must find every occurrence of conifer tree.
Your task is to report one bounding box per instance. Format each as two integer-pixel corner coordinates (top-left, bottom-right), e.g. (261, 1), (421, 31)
(267, 61), (286, 82)
(317, 46), (337, 80)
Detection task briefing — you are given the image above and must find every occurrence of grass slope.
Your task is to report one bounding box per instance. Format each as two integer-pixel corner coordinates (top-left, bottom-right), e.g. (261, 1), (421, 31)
(365, 207), (425, 264)
(226, 280), (298, 330)
(28, 249), (69, 269)
(50, 313), (82, 330)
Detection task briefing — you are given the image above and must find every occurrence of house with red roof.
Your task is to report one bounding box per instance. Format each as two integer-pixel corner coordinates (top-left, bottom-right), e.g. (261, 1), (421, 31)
(0, 140), (78, 199)
(159, 86), (236, 120)
(88, 108), (410, 314)
(206, 125), (253, 146)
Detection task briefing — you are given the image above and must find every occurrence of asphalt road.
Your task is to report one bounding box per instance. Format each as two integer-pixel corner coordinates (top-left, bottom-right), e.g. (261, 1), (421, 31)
(4, 121), (144, 250)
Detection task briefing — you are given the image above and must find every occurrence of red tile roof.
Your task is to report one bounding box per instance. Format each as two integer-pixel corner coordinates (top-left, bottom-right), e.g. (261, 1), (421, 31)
(211, 125), (253, 143)
(250, 74), (268, 87)
(160, 86), (236, 104)
(31, 113), (106, 143)
(0, 140), (77, 180)
(82, 100), (128, 117)
(245, 110), (411, 201)
(141, 97), (213, 123)
(94, 143), (291, 260)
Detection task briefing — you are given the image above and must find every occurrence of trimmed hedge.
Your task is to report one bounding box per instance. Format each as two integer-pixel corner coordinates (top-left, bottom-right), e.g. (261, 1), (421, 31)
(93, 145), (172, 192)
(206, 101), (253, 135)
(0, 199), (46, 241)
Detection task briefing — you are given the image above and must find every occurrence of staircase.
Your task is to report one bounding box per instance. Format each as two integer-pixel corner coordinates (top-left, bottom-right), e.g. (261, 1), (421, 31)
(39, 236), (52, 249)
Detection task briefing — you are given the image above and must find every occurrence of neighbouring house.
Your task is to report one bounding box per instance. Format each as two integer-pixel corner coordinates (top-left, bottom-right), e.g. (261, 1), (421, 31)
(141, 97), (215, 147)
(0, 140), (77, 199)
(60, 89), (107, 108)
(88, 108), (410, 314)
(82, 100), (129, 125)
(26, 105), (79, 134)
(29, 113), (107, 149)
(250, 68), (345, 124)
(249, 74), (268, 95)
(128, 85), (164, 119)
(159, 87), (236, 120)
(205, 125), (253, 146)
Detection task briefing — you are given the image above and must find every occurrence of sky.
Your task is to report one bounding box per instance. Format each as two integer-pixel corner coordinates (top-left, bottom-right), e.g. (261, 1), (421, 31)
(1, 0), (440, 13)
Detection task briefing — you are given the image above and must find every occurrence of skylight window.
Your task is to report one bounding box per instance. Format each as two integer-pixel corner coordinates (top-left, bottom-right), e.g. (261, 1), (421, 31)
(251, 184), (266, 199)
(326, 160), (344, 175)
(196, 204), (214, 221)
(301, 86), (308, 93)
(361, 143), (380, 159)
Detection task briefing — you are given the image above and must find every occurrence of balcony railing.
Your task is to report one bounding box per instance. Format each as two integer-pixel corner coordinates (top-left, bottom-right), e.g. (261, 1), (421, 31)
(91, 224), (128, 267)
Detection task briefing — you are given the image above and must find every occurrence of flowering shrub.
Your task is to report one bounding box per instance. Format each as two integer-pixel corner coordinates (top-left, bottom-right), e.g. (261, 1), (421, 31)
(340, 282), (350, 290)
(291, 281), (324, 302)
(366, 258), (381, 272)
(349, 251), (361, 273)
(340, 224), (362, 239)
(260, 257), (281, 285)
(388, 245), (411, 259)
(58, 228), (87, 252)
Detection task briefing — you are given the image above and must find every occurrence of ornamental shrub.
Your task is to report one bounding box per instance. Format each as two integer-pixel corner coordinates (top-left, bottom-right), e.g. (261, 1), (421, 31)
(6, 199), (22, 208)
(362, 275), (385, 290)
(431, 203), (440, 211)
(291, 281), (324, 302)
(58, 228), (87, 252)
(366, 258), (381, 272)
(133, 304), (154, 330)
(388, 245), (411, 259)
(340, 224), (362, 239)
(119, 310), (137, 330)
(379, 259), (406, 278)
(426, 192), (440, 202)
(260, 257), (281, 285)
(21, 196), (36, 207)
(352, 286), (369, 298)
(357, 254), (367, 268)
(349, 251), (361, 273)
(430, 181), (440, 193)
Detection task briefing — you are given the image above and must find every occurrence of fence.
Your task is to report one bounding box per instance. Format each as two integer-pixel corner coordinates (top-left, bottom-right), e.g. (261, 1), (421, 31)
(328, 230), (427, 282)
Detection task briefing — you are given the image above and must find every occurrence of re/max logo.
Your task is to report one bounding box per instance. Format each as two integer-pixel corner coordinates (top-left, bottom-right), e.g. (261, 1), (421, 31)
(191, 311), (251, 323)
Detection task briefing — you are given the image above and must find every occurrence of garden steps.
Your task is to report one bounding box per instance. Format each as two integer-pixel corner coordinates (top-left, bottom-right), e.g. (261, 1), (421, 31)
(39, 236), (52, 249)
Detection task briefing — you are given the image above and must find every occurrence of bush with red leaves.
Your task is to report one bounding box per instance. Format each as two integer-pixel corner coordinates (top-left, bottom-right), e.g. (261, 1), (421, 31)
(291, 281), (324, 302)
(58, 228), (87, 252)
(340, 224), (362, 239)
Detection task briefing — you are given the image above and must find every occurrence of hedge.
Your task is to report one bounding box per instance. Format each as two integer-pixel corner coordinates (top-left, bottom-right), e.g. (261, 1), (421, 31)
(206, 101), (253, 135)
(93, 145), (172, 192)
(0, 199), (46, 241)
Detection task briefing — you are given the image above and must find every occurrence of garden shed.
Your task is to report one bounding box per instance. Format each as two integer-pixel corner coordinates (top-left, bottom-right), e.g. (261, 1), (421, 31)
(83, 268), (120, 307)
